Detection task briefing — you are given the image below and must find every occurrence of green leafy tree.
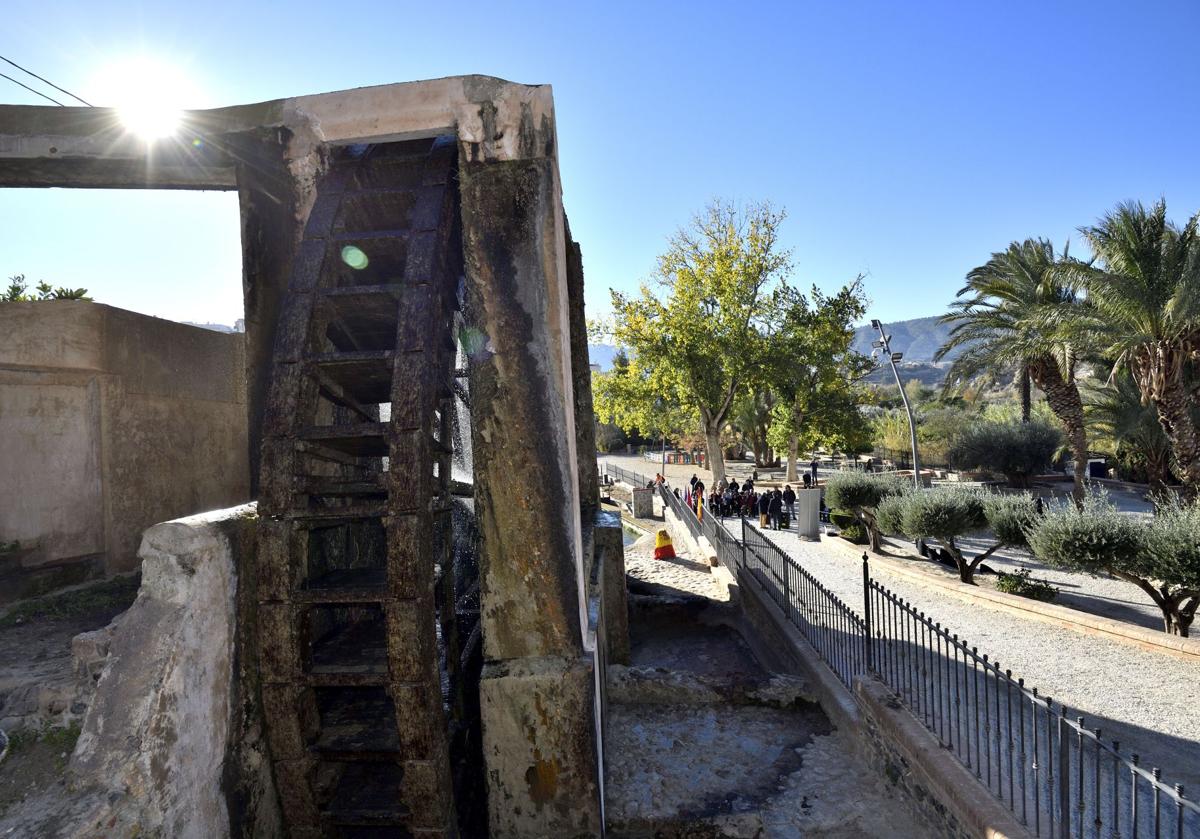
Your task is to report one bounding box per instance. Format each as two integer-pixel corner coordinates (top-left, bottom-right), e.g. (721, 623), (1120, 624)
(2, 274), (91, 302)
(1027, 493), (1200, 636)
(937, 239), (1089, 502)
(767, 280), (873, 480)
(592, 360), (696, 450)
(1060, 200), (1200, 500)
(872, 409), (916, 468)
(824, 471), (908, 553)
(878, 489), (1037, 584)
(604, 201), (795, 483)
(733, 389), (778, 467)
(947, 418), (1062, 489)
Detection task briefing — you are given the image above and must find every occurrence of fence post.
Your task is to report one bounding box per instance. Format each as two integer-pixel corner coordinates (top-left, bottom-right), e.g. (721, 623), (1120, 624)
(740, 515), (748, 570)
(862, 553), (874, 672)
(1057, 710), (1071, 839)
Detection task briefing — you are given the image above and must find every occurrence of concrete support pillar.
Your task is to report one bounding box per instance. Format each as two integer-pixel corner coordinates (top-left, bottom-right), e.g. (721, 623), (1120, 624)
(459, 153), (602, 837)
(565, 218), (600, 513)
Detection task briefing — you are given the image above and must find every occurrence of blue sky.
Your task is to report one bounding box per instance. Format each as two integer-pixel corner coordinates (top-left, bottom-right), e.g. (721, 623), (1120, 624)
(3, 0), (1198, 327)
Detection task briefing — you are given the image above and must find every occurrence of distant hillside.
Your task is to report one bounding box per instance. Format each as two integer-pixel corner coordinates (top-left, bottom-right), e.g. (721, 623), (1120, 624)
(589, 344), (618, 371)
(852, 315), (964, 363)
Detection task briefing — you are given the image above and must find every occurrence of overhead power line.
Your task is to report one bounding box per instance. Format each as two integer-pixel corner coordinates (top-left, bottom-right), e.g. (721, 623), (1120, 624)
(0, 70), (65, 105)
(0, 54), (93, 106)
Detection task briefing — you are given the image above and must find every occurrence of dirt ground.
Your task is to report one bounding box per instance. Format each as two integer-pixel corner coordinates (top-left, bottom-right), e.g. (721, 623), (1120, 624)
(0, 725), (80, 818)
(0, 577), (138, 818)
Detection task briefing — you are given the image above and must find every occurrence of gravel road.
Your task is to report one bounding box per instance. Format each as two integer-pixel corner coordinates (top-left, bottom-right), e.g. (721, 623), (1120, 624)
(728, 521), (1200, 795)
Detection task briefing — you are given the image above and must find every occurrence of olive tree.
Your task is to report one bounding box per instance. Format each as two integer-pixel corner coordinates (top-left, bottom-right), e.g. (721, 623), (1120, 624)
(947, 419), (1061, 488)
(878, 488), (1037, 584)
(824, 471), (908, 553)
(1028, 494), (1200, 636)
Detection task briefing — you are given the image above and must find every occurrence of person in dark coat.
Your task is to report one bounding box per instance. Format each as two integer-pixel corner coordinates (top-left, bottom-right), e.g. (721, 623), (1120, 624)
(728, 479), (740, 494)
(757, 490), (772, 527)
(782, 485), (796, 519)
(768, 489), (784, 530)
(690, 474), (699, 490)
(810, 459), (819, 484)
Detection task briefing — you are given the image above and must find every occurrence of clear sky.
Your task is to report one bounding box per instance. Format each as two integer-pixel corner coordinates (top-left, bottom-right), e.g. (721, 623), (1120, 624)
(3, 0), (1198, 327)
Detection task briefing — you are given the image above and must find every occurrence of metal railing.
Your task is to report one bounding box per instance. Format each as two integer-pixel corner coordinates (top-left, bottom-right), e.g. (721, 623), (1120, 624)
(602, 460), (1199, 837)
(740, 518), (867, 688)
(603, 462), (652, 490)
(866, 567), (1199, 839)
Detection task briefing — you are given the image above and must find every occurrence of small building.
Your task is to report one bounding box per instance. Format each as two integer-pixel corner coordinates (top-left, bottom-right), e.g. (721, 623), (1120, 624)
(0, 301), (249, 600)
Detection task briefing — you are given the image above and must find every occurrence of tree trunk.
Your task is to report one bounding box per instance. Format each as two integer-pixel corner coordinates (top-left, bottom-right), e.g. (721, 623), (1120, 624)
(704, 423), (727, 484)
(1153, 379), (1200, 502)
(1029, 357), (1086, 505)
(947, 538), (976, 585)
(1145, 449), (1171, 501)
(1019, 367), (1031, 423)
(786, 434), (799, 482)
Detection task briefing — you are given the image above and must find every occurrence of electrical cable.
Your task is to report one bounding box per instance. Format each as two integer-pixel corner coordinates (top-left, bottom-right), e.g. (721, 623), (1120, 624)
(0, 54), (92, 105)
(0, 70), (65, 105)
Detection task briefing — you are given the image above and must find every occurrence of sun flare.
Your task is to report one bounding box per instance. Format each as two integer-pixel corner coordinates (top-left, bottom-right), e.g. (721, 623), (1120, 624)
(93, 57), (206, 141)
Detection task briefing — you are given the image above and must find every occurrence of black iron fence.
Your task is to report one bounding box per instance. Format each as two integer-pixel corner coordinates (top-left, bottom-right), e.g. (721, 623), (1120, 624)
(603, 462), (651, 490)
(600, 462), (1199, 838)
(866, 569), (1199, 839)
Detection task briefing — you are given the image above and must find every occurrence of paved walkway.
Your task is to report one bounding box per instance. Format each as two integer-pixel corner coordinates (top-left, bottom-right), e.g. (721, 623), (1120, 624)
(733, 522), (1200, 791)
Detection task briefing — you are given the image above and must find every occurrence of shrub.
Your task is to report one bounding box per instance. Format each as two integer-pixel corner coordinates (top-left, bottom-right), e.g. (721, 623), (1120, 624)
(901, 487), (986, 542)
(1027, 491), (1200, 636)
(995, 568), (1059, 602)
(839, 522), (868, 545)
(948, 419), (1062, 488)
(829, 509), (858, 530)
(981, 493), (1038, 550)
(875, 494), (907, 536)
(1025, 493), (1143, 572)
(824, 472), (909, 552)
(885, 487), (1036, 584)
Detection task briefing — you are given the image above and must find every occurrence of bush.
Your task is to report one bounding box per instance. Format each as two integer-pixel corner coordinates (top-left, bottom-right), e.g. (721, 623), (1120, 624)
(1025, 493), (1143, 572)
(995, 568), (1059, 602)
(824, 471), (908, 512)
(824, 471), (909, 552)
(883, 487), (1035, 584)
(875, 494), (907, 536)
(839, 522), (868, 544)
(900, 487), (986, 542)
(981, 493), (1038, 550)
(948, 419), (1062, 487)
(1026, 491), (1200, 636)
(829, 509), (859, 530)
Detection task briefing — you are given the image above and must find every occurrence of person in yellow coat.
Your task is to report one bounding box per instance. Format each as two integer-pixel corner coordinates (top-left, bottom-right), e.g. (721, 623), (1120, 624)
(653, 529), (676, 560)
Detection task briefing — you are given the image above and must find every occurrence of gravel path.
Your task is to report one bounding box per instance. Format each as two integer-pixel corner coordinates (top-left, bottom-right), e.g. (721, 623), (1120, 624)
(736, 523), (1200, 792)
(955, 535), (1168, 631)
(604, 454), (1173, 632)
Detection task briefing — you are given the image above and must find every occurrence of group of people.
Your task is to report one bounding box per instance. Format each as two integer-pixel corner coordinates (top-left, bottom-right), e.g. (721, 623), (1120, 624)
(680, 474), (800, 531)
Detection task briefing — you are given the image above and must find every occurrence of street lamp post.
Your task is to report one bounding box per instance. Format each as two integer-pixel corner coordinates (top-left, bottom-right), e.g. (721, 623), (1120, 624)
(871, 319), (922, 491)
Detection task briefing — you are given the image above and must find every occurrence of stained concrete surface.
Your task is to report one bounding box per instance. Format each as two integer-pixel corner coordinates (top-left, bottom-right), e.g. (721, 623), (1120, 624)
(607, 537), (935, 837)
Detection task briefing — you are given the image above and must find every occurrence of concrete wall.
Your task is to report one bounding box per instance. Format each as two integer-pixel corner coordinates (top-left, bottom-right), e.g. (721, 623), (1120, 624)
(0, 302), (249, 596)
(0, 504), (283, 839)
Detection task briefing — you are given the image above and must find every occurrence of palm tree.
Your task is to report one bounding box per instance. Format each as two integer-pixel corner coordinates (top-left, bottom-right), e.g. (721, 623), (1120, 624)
(1085, 371), (1173, 499)
(936, 239), (1089, 502)
(1064, 201), (1200, 500)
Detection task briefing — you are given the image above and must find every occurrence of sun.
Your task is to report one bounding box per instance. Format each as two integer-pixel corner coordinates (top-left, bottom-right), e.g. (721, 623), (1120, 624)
(92, 57), (206, 142)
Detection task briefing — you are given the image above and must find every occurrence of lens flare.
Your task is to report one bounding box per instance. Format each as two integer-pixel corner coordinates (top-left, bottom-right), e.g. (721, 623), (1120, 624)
(341, 245), (369, 270)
